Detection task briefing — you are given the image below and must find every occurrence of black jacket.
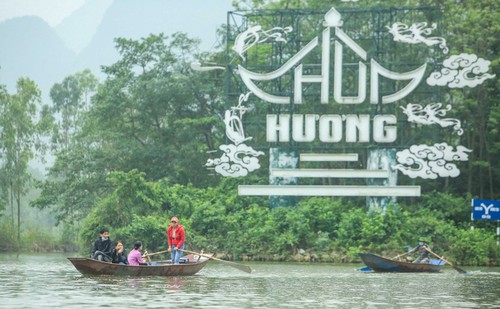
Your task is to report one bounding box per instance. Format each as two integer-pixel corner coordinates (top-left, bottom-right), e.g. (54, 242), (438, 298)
(112, 248), (129, 264)
(91, 238), (114, 257)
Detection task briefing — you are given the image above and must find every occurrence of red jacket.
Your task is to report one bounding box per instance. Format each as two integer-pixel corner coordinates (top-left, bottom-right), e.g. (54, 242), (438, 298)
(166, 225), (185, 248)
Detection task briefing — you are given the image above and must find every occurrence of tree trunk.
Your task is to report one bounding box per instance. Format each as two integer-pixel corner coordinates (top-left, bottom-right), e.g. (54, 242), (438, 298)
(9, 179), (14, 229)
(17, 184), (21, 245)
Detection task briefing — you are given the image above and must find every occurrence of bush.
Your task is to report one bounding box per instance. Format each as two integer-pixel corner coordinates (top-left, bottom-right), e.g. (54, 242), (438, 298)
(77, 171), (499, 265)
(0, 220), (18, 252)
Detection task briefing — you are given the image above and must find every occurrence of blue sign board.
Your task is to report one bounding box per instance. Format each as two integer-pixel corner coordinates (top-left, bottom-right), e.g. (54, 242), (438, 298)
(471, 199), (500, 221)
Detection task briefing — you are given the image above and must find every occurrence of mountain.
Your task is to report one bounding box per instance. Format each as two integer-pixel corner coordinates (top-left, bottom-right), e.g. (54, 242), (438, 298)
(54, 0), (114, 53)
(0, 16), (76, 94)
(0, 0), (233, 97)
(74, 0), (232, 77)
(0, 0), (233, 171)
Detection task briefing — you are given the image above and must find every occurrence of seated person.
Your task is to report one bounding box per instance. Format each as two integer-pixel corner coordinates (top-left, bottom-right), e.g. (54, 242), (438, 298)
(111, 240), (128, 264)
(408, 239), (431, 264)
(91, 227), (113, 262)
(127, 241), (148, 266)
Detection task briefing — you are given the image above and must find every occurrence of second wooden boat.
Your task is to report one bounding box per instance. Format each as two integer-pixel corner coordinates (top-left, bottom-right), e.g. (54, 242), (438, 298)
(359, 253), (445, 273)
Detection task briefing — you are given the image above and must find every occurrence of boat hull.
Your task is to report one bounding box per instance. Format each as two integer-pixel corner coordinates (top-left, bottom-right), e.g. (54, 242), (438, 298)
(359, 253), (444, 273)
(68, 257), (209, 276)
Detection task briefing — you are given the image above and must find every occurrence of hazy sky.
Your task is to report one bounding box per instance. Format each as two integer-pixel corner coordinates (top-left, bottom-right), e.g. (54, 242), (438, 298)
(0, 0), (235, 28)
(0, 0), (89, 26)
(0, 0), (235, 52)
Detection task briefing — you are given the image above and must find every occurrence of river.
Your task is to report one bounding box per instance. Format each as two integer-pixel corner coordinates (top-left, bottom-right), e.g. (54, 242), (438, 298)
(0, 253), (499, 308)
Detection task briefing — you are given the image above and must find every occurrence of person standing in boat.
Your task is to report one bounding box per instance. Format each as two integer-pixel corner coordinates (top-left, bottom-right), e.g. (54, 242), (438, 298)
(128, 241), (148, 266)
(166, 216), (185, 264)
(111, 240), (128, 264)
(408, 239), (431, 264)
(91, 227), (114, 262)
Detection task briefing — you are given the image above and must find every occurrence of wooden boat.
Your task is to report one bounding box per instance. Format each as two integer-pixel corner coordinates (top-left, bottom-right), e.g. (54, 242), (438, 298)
(68, 254), (210, 276)
(359, 253), (445, 273)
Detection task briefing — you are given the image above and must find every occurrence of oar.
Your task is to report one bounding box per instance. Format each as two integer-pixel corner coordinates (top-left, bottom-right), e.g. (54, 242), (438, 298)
(143, 249), (169, 258)
(391, 251), (412, 260)
(181, 249), (252, 274)
(143, 251), (152, 263)
(424, 247), (468, 274)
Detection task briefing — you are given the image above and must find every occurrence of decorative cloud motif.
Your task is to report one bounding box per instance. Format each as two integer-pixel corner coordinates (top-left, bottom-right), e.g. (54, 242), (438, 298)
(198, 7), (483, 197)
(394, 143), (471, 179)
(427, 53), (496, 88)
(206, 92), (265, 177)
(206, 144), (265, 177)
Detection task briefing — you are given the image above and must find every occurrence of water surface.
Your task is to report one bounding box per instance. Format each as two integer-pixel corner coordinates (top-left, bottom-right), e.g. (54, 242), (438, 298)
(0, 253), (499, 308)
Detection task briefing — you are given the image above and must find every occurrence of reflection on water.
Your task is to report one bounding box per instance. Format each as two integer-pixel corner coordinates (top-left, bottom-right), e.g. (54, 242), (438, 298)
(0, 253), (499, 308)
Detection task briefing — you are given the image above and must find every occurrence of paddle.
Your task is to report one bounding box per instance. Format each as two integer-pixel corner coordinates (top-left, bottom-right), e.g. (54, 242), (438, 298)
(143, 251), (152, 263)
(391, 251), (412, 260)
(424, 247), (468, 274)
(181, 249), (252, 274)
(142, 249), (169, 258)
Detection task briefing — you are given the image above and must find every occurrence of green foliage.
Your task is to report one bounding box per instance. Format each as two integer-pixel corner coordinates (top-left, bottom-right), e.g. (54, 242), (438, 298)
(113, 215), (167, 253)
(448, 228), (497, 266)
(0, 78), (52, 243)
(8, 1), (498, 265)
(0, 220), (18, 251)
(90, 33), (224, 185)
(30, 70), (101, 225)
(49, 68), (98, 151)
(76, 171), (499, 265)
(21, 227), (58, 252)
(421, 192), (470, 224)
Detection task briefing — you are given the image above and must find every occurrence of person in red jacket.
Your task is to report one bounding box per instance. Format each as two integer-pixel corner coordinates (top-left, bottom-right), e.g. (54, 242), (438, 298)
(166, 216), (185, 264)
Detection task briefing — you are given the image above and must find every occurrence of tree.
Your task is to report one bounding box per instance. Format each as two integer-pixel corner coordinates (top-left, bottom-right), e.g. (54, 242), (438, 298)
(49, 69), (98, 152)
(90, 33), (225, 184)
(29, 2), (499, 262)
(442, 0), (500, 199)
(31, 70), (101, 225)
(0, 84), (10, 218)
(0, 78), (51, 245)
(33, 33), (226, 224)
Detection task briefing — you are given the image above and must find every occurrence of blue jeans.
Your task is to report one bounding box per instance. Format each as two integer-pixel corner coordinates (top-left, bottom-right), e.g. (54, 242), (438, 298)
(171, 244), (185, 264)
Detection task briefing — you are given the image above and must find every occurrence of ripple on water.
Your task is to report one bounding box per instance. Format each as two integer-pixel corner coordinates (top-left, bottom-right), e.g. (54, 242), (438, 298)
(0, 255), (499, 308)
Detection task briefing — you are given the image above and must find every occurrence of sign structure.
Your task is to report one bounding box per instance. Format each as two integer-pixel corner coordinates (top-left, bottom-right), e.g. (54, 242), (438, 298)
(199, 7), (495, 201)
(471, 199), (500, 221)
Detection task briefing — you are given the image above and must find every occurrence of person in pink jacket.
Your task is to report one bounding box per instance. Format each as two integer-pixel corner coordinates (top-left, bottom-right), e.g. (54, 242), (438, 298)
(127, 241), (147, 266)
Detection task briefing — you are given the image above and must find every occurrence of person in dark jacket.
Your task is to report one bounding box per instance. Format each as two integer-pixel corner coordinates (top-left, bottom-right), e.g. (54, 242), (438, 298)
(91, 227), (113, 262)
(408, 238), (431, 264)
(111, 240), (128, 264)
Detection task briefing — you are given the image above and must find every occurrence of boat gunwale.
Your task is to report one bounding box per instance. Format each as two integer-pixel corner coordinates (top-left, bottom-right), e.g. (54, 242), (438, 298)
(67, 256), (210, 276)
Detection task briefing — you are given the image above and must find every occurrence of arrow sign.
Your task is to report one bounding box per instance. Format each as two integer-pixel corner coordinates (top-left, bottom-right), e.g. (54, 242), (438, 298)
(472, 199), (500, 221)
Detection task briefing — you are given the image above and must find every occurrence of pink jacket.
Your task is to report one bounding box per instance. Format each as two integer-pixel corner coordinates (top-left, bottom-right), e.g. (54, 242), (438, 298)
(127, 248), (143, 266)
